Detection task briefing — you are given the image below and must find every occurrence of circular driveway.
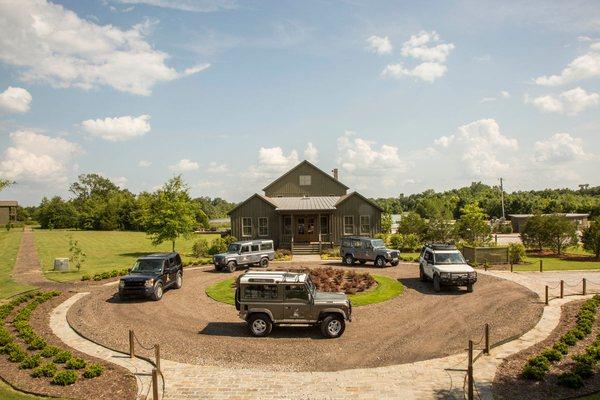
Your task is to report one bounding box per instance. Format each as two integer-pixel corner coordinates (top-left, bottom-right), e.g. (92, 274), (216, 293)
(67, 262), (543, 372)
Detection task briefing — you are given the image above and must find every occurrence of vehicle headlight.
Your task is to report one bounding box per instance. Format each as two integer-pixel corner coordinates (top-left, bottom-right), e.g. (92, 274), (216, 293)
(144, 279), (154, 287)
(386, 252), (391, 258)
(469, 272), (477, 278)
(119, 280), (125, 289)
(440, 272), (451, 279)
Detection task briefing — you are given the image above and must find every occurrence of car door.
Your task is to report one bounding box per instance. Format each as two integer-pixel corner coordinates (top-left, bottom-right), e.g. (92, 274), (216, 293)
(424, 250), (435, 278)
(364, 241), (375, 261)
(250, 244), (261, 263)
(239, 245), (251, 265)
(353, 239), (365, 260)
(283, 284), (311, 320)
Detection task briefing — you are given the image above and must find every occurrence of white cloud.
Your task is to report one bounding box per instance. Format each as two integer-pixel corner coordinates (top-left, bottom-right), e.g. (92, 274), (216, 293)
(112, 176), (128, 188)
(0, 0), (209, 95)
(169, 159), (199, 172)
(534, 42), (600, 86)
(0, 130), (81, 183)
(480, 90), (511, 103)
(500, 90), (510, 99)
(528, 87), (599, 115)
(138, 160), (151, 167)
(381, 30), (453, 83)
(206, 162), (228, 173)
(366, 35), (393, 55)
(116, 0), (237, 12)
(434, 119), (518, 178)
(0, 87), (32, 113)
(81, 115), (151, 141)
(534, 133), (587, 163)
(336, 131), (407, 175)
(304, 142), (318, 163)
(258, 147), (299, 170)
(400, 31), (455, 62)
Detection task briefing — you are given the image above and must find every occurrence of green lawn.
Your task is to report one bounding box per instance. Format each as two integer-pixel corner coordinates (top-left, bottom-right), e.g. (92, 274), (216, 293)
(33, 230), (219, 282)
(513, 255), (600, 272)
(0, 380), (60, 400)
(205, 274), (403, 307)
(0, 230), (36, 299)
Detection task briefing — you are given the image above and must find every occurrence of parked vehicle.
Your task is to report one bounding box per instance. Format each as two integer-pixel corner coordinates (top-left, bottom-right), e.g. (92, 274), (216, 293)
(419, 244), (477, 293)
(118, 253), (183, 301)
(340, 236), (400, 267)
(213, 240), (275, 273)
(235, 270), (352, 338)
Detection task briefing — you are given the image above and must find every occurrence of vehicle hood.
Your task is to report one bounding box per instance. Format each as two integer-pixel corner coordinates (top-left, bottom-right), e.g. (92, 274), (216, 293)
(213, 253), (233, 258)
(314, 291), (348, 303)
(120, 273), (156, 281)
(377, 247), (399, 254)
(435, 264), (475, 273)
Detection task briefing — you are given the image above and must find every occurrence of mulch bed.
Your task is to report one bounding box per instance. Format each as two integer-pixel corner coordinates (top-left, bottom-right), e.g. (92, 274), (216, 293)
(281, 266), (376, 294)
(0, 291), (136, 400)
(493, 300), (600, 400)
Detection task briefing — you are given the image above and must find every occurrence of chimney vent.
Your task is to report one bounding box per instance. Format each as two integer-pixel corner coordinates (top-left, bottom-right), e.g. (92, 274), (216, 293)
(332, 168), (339, 180)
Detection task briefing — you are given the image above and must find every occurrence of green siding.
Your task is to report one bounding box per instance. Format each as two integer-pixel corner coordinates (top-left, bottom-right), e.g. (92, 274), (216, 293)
(230, 196), (279, 244)
(331, 195), (382, 243)
(264, 162), (347, 197)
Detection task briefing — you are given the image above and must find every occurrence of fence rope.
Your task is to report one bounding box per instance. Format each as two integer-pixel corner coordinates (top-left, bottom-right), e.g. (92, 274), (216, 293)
(586, 280), (600, 286)
(546, 282), (561, 289)
(563, 280), (584, 288)
(133, 332), (156, 351)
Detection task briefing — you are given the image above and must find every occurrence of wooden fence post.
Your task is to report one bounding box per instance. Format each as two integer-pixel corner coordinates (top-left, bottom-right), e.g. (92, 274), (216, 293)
(583, 278), (587, 295)
(484, 323), (490, 355)
(539, 259), (543, 272)
(129, 330), (134, 358)
(510, 262), (513, 273)
(468, 340), (474, 400)
(152, 369), (159, 400)
(560, 280), (564, 299)
(155, 344), (160, 372)
(545, 285), (549, 305)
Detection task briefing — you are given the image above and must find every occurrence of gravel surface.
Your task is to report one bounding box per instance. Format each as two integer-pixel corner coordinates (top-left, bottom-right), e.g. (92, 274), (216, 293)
(494, 300), (600, 400)
(67, 262), (543, 372)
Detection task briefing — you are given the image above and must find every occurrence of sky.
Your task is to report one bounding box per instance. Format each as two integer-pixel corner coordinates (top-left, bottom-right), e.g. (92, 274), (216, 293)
(0, 0), (600, 206)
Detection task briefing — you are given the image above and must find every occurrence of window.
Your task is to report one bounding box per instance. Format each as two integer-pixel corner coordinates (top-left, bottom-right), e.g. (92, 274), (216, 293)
(242, 217), (252, 237)
(283, 216), (292, 236)
(260, 242), (273, 251)
(425, 251), (433, 263)
(344, 215), (354, 235)
(341, 238), (351, 247)
(285, 285), (309, 302)
(320, 216), (329, 235)
(241, 245), (250, 253)
(307, 217), (315, 234)
(243, 284), (278, 300)
(360, 215), (371, 234)
(258, 217), (268, 237)
(299, 175), (311, 186)
(352, 240), (363, 248)
(251, 244), (259, 252)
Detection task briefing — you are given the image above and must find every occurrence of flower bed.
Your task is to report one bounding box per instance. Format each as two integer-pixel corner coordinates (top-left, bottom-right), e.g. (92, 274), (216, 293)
(285, 267), (376, 294)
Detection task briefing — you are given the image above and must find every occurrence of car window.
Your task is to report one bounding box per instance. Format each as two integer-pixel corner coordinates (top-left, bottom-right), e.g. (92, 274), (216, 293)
(352, 240), (363, 248)
(425, 251), (434, 263)
(260, 242), (273, 251)
(341, 239), (350, 247)
(175, 254), (182, 265)
(169, 257), (176, 266)
(285, 285), (309, 302)
(251, 244), (259, 252)
(241, 245), (250, 253)
(242, 284), (278, 300)
(163, 260), (169, 269)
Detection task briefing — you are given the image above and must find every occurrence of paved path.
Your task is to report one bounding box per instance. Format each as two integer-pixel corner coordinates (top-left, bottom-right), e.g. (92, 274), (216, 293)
(52, 269), (599, 400)
(12, 227), (47, 287)
(291, 254), (323, 262)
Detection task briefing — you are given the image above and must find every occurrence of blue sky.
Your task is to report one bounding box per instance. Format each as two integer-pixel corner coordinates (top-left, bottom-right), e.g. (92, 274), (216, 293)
(1, 0), (599, 205)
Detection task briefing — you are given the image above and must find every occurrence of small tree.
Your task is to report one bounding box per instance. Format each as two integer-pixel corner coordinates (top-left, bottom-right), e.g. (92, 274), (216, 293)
(520, 214), (548, 251)
(582, 217), (600, 258)
(143, 176), (199, 251)
(380, 213), (392, 234)
(508, 243), (526, 264)
(397, 212), (426, 236)
(68, 237), (86, 272)
(192, 239), (210, 258)
(454, 203), (491, 245)
(423, 218), (454, 243)
(545, 215), (577, 255)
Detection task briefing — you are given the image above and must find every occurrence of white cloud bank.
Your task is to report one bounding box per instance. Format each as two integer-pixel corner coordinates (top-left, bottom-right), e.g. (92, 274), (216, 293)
(0, 0), (209, 95)
(535, 42), (600, 86)
(534, 133), (588, 163)
(304, 142), (318, 163)
(82, 115), (151, 141)
(117, 0), (237, 12)
(366, 35), (392, 55)
(0, 130), (81, 183)
(0, 87), (32, 113)
(527, 87), (599, 115)
(169, 159), (200, 172)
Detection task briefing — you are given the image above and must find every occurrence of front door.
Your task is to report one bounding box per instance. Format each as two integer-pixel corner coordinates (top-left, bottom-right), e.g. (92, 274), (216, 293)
(295, 215), (317, 243)
(283, 284), (311, 320)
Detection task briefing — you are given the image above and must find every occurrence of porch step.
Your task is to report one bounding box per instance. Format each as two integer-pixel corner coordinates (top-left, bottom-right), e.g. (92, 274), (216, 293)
(292, 243), (323, 255)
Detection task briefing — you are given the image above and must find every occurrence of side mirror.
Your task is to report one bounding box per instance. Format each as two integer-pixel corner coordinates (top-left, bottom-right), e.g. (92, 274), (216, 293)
(128, 268), (132, 273)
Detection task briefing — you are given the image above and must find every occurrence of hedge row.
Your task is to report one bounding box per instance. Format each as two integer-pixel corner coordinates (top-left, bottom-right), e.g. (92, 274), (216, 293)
(81, 268), (130, 281)
(0, 291), (104, 386)
(522, 295), (600, 381)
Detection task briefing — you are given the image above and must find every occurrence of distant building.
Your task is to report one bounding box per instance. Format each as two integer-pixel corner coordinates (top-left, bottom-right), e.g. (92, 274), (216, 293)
(0, 201), (18, 225)
(228, 160), (383, 250)
(508, 213), (590, 233)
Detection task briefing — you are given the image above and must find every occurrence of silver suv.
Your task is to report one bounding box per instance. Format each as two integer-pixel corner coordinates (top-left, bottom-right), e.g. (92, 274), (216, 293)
(419, 244), (477, 292)
(213, 240), (275, 273)
(340, 237), (400, 267)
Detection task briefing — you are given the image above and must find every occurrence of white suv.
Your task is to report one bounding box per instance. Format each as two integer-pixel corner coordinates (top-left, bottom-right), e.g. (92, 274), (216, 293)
(419, 244), (477, 293)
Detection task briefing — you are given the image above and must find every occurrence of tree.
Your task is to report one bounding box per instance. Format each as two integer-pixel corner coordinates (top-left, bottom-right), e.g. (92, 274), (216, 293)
(37, 197), (78, 229)
(520, 214), (548, 251)
(454, 203), (491, 245)
(582, 217), (600, 258)
(0, 179), (13, 192)
(380, 213), (392, 234)
(142, 176), (199, 251)
(423, 218), (454, 243)
(397, 212), (426, 236)
(545, 215), (577, 255)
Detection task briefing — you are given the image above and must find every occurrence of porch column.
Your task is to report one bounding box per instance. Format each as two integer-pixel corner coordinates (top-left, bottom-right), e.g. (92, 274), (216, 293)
(318, 212), (322, 253)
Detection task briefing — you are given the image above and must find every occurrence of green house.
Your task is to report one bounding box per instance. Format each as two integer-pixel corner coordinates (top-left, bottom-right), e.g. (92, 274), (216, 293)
(229, 160), (383, 252)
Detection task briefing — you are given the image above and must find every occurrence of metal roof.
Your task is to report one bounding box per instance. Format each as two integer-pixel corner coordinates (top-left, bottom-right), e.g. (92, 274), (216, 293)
(238, 270), (308, 284)
(508, 213), (590, 218)
(0, 201), (18, 206)
(268, 196), (341, 211)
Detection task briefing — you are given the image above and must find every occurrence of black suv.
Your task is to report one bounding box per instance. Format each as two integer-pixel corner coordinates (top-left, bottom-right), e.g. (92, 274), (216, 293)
(118, 253), (183, 301)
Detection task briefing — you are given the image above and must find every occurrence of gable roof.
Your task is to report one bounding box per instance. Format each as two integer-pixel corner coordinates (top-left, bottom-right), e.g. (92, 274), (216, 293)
(269, 196), (340, 211)
(262, 160), (349, 192)
(0, 201), (18, 207)
(227, 193), (277, 215)
(335, 191), (384, 212)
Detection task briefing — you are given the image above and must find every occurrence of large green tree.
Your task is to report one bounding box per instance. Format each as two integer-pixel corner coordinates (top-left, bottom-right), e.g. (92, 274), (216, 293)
(37, 197), (78, 229)
(454, 203), (491, 245)
(544, 215), (577, 255)
(582, 217), (600, 258)
(520, 214), (548, 251)
(142, 176), (202, 251)
(397, 211), (426, 236)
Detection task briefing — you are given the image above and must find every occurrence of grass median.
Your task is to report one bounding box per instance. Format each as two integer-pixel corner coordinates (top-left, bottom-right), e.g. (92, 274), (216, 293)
(0, 230), (36, 299)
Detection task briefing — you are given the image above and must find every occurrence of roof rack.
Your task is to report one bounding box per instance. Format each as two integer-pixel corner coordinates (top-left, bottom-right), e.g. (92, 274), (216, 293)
(426, 243), (457, 251)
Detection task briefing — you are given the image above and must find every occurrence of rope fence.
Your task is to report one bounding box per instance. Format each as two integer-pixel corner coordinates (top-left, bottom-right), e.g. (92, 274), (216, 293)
(129, 330), (165, 400)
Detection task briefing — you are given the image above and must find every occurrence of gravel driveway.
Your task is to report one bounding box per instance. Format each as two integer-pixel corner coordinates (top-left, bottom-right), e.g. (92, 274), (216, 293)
(67, 262), (543, 372)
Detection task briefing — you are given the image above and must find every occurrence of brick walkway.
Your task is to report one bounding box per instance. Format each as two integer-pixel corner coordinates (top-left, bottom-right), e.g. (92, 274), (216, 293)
(51, 269), (599, 400)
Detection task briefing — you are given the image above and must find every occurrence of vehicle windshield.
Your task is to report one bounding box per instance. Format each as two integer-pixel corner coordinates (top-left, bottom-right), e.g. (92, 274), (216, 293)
(227, 244), (240, 253)
(131, 259), (163, 273)
(371, 239), (386, 248)
(434, 252), (466, 264)
(306, 277), (316, 295)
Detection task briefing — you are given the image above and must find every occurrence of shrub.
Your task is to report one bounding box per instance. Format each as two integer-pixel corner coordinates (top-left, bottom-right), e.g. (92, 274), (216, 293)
(207, 237), (227, 255)
(66, 357), (86, 370)
(571, 327), (586, 340)
(541, 348), (562, 362)
(20, 354), (41, 369)
(0, 328), (11, 346)
(389, 234), (402, 250)
(553, 342), (569, 355)
(119, 268), (129, 276)
(561, 332), (578, 346)
(41, 345), (60, 358)
(557, 372), (584, 388)
(51, 370), (78, 386)
(110, 269), (119, 278)
(573, 354), (596, 378)
(522, 364), (547, 380)
(8, 346), (27, 363)
(100, 271), (110, 280)
(93, 274), (102, 281)
(275, 249), (292, 260)
(587, 344), (600, 360)
(28, 337), (47, 350)
(53, 350), (72, 364)
(31, 362), (57, 378)
(192, 239), (210, 258)
(83, 363), (104, 379)
(508, 243), (526, 264)
(81, 275), (91, 281)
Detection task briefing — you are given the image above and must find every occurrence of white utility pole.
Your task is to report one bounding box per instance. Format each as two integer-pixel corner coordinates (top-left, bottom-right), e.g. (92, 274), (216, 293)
(499, 177), (505, 220)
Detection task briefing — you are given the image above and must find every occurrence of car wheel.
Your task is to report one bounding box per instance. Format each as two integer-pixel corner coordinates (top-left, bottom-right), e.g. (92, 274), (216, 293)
(467, 283), (474, 293)
(174, 271), (182, 289)
(259, 257), (269, 268)
(215, 265), (222, 272)
(433, 274), (441, 292)
(152, 282), (163, 301)
(248, 313), (272, 337)
(359, 260), (367, 265)
(419, 266), (427, 282)
(391, 260), (399, 266)
(375, 256), (385, 267)
(344, 254), (355, 265)
(226, 261), (237, 273)
(321, 315), (345, 338)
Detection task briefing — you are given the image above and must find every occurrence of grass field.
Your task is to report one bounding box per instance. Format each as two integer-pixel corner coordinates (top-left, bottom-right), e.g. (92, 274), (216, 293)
(513, 255), (600, 271)
(205, 274), (403, 307)
(33, 230), (219, 282)
(0, 380), (58, 400)
(0, 230), (36, 299)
